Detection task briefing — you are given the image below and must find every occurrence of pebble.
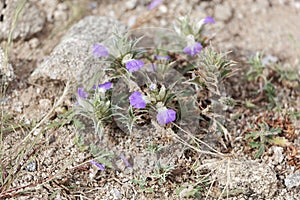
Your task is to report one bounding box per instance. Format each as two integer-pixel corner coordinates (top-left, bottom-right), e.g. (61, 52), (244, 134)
(285, 170), (300, 188)
(29, 38), (40, 49)
(24, 161), (37, 172)
(272, 146), (284, 164)
(39, 99), (52, 111)
(125, 0), (137, 10)
(159, 4), (168, 13)
(127, 15), (137, 27)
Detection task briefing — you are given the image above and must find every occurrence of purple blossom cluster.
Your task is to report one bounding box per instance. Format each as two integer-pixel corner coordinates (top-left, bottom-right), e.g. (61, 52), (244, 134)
(92, 43), (144, 73)
(129, 91), (176, 125)
(78, 14), (215, 132)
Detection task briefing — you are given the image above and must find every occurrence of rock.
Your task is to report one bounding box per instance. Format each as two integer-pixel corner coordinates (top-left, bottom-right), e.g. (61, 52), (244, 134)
(24, 160), (37, 172)
(203, 158), (277, 197)
(214, 3), (233, 22)
(125, 0), (137, 10)
(30, 16), (126, 88)
(285, 170), (300, 188)
(0, 0), (45, 40)
(0, 48), (14, 85)
(272, 146), (284, 164)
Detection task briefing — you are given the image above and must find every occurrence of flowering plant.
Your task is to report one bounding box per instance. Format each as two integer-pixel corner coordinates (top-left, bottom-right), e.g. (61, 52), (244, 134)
(73, 14), (235, 142)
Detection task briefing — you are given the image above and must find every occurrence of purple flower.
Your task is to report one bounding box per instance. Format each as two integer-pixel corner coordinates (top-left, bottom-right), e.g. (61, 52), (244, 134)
(78, 87), (88, 99)
(129, 91), (147, 109)
(92, 44), (109, 58)
(120, 154), (132, 168)
(125, 59), (144, 72)
(203, 16), (215, 24)
(154, 55), (170, 60)
(99, 82), (112, 90)
(156, 108), (176, 125)
(183, 42), (202, 56)
(90, 160), (105, 170)
(147, 0), (163, 10)
(93, 81), (112, 91)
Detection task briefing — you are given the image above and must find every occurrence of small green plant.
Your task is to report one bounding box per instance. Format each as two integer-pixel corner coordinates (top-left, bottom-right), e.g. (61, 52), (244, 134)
(176, 184), (204, 199)
(246, 52), (278, 108)
(187, 46), (236, 96)
(151, 163), (175, 183)
(274, 64), (300, 89)
(246, 52), (265, 81)
(146, 142), (162, 153)
(245, 122), (284, 158)
(131, 177), (154, 193)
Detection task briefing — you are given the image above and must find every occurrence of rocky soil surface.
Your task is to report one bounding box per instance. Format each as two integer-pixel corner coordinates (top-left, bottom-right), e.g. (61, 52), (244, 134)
(1, 0), (300, 199)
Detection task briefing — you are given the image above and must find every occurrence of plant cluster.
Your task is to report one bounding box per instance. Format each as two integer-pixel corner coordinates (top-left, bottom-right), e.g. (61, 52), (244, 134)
(73, 14), (236, 172)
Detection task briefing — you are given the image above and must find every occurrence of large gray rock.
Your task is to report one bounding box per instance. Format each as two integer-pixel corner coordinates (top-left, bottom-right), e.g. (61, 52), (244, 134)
(30, 16), (126, 88)
(0, 0), (45, 40)
(0, 48), (14, 85)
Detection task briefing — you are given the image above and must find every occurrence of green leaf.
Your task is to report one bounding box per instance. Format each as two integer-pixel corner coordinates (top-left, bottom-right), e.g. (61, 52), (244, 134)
(269, 136), (288, 146)
(249, 141), (260, 149)
(255, 144), (265, 158)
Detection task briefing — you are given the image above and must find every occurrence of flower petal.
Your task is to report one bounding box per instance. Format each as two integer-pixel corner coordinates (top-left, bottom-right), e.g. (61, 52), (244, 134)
(126, 59), (144, 72)
(120, 154), (132, 168)
(90, 160), (105, 170)
(92, 44), (109, 57)
(98, 82), (112, 91)
(78, 87), (88, 99)
(129, 91), (147, 109)
(203, 16), (215, 24)
(147, 0), (163, 10)
(183, 42), (202, 56)
(156, 108), (176, 125)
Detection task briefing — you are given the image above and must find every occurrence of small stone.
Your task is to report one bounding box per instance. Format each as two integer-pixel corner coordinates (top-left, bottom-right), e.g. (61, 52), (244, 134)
(39, 99), (52, 111)
(127, 15), (137, 28)
(24, 161), (37, 172)
(285, 171), (300, 188)
(159, 4), (168, 13)
(33, 128), (41, 136)
(125, 0), (137, 10)
(272, 146), (284, 164)
(29, 38), (40, 49)
(54, 3), (68, 21)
